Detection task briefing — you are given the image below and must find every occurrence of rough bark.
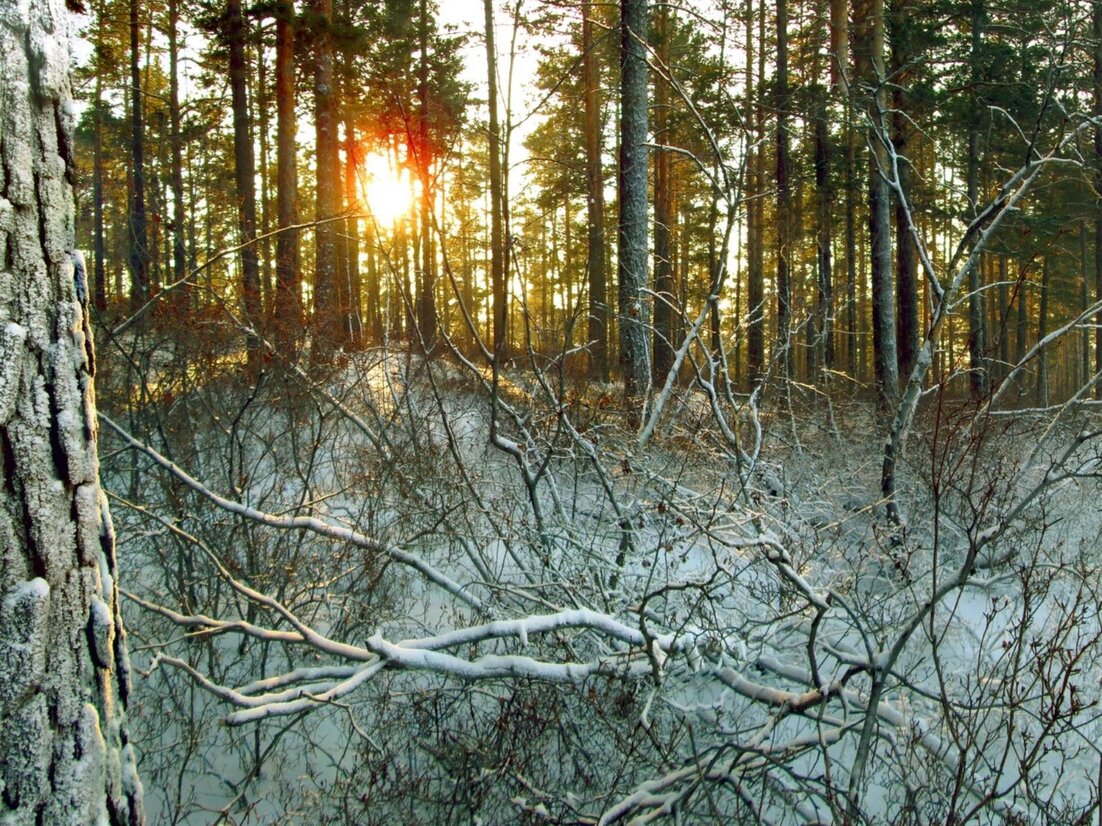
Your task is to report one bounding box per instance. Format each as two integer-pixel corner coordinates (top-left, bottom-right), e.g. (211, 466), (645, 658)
(582, 0), (608, 381)
(0, 2), (144, 821)
(618, 0), (650, 401)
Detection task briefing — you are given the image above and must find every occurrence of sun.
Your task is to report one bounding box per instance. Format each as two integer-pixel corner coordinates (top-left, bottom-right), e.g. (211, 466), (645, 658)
(360, 151), (414, 227)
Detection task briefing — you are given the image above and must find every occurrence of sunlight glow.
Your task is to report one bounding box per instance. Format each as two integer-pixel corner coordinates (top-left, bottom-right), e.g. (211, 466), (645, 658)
(360, 151), (414, 227)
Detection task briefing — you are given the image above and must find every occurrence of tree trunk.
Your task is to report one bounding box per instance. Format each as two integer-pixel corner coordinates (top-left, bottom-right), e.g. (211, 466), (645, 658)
(747, 0), (765, 386)
(313, 0), (340, 349)
(128, 0), (150, 310)
(168, 0), (188, 317)
(344, 120), (363, 347)
(0, 3), (144, 821)
(582, 0), (608, 381)
(775, 0), (793, 378)
(1036, 254), (1050, 406)
(274, 0), (301, 354)
(417, 0), (437, 349)
(890, 0), (918, 382)
(853, 0), (899, 406)
(228, 0), (262, 367)
(93, 35), (108, 313)
(967, 0), (988, 398)
(618, 0), (651, 402)
(652, 5), (675, 387)
(1094, 0), (1102, 398)
(484, 0), (508, 355)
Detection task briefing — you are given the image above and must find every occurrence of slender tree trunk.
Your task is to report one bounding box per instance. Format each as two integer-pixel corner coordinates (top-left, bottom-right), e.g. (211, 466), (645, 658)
(228, 0), (262, 368)
(256, 28), (273, 315)
(619, 0), (651, 402)
(128, 0), (150, 310)
(583, 0), (608, 380)
(890, 0), (918, 382)
(93, 39), (107, 313)
(853, 0), (898, 406)
(313, 0), (340, 349)
(168, 0), (188, 317)
(1094, 0), (1102, 398)
(652, 5), (675, 387)
(484, 0), (508, 355)
(344, 120), (363, 347)
(967, 0), (988, 398)
(0, 2), (144, 819)
(775, 0), (793, 378)
(1082, 224), (1091, 388)
(747, 0), (765, 386)
(274, 0), (301, 353)
(1036, 254), (1050, 406)
(1016, 257), (1028, 398)
(417, 0), (437, 349)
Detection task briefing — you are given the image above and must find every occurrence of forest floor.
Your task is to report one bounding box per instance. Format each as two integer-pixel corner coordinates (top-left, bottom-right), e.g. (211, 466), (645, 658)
(100, 347), (1102, 824)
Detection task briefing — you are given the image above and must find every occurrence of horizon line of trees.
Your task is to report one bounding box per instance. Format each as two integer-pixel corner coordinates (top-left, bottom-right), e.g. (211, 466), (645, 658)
(77, 0), (1102, 410)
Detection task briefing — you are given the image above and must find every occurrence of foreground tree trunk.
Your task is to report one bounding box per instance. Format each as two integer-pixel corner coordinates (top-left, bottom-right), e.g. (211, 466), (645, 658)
(619, 0), (650, 402)
(0, 2), (144, 822)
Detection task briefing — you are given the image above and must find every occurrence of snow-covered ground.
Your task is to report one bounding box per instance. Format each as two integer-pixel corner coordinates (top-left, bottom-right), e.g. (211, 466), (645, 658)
(99, 346), (1102, 824)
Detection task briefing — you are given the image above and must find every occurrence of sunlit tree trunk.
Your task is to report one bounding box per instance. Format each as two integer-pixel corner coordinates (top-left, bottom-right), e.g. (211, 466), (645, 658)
(583, 0), (609, 381)
(619, 0), (650, 403)
(0, 2), (144, 820)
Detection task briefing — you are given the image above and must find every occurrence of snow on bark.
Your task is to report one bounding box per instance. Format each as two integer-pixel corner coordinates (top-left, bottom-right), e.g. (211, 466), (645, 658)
(0, 0), (144, 822)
